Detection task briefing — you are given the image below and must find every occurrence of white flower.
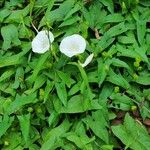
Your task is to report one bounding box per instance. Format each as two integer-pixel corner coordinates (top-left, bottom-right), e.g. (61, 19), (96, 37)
(32, 30), (54, 54)
(59, 34), (86, 57)
(79, 53), (94, 67)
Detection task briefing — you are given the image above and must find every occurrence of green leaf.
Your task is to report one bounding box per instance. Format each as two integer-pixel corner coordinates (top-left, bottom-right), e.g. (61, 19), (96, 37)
(31, 74), (47, 93)
(0, 43), (30, 68)
(68, 81), (81, 96)
(83, 110), (109, 143)
(98, 0), (114, 13)
(27, 52), (49, 84)
(41, 120), (71, 150)
(111, 58), (133, 73)
(135, 75), (150, 85)
(59, 15), (80, 27)
(56, 70), (75, 88)
(7, 93), (37, 114)
(17, 113), (30, 144)
(12, 67), (24, 89)
(0, 9), (11, 22)
(110, 93), (134, 110)
(0, 69), (15, 82)
(4, 5), (30, 23)
(39, 0), (75, 27)
(107, 22), (128, 37)
(60, 95), (101, 114)
(44, 80), (54, 102)
(105, 13), (124, 23)
(1, 24), (21, 50)
(137, 20), (146, 45)
(66, 132), (94, 149)
(0, 115), (14, 138)
(55, 82), (67, 107)
(107, 69), (130, 89)
(98, 58), (111, 87)
(64, 3), (81, 20)
(112, 113), (150, 150)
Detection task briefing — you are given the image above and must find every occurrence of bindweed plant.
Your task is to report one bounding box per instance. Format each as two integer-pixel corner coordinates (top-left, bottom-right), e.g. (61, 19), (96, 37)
(0, 0), (150, 149)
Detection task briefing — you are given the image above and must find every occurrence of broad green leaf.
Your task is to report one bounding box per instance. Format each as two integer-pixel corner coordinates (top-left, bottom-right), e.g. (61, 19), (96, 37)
(4, 5), (30, 23)
(39, 0), (75, 27)
(0, 70), (15, 82)
(59, 15), (80, 27)
(66, 132), (94, 149)
(0, 43), (30, 68)
(0, 9), (11, 22)
(112, 113), (150, 150)
(106, 22), (128, 37)
(135, 75), (150, 85)
(83, 110), (109, 143)
(41, 120), (71, 150)
(98, 58), (111, 87)
(56, 70), (75, 88)
(68, 82), (81, 96)
(82, 1), (103, 28)
(1, 131), (22, 150)
(31, 74), (47, 93)
(1, 24), (21, 50)
(17, 113), (30, 144)
(107, 69), (130, 89)
(137, 20), (146, 45)
(110, 93), (134, 110)
(64, 3), (81, 20)
(44, 80), (54, 102)
(27, 52), (49, 84)
(111, 58), (133, 74)
(98, 0), (114, 13)
(117, 44), (139, 59)
(12, 67), (24, 89)
(6, 93), (37, 114)
(105, 14), (124, 23)
(60, 95), (101, 114)
(55, 82), (67, 107)
(0, 115), (14, 138)
(96, 35), (115, 52)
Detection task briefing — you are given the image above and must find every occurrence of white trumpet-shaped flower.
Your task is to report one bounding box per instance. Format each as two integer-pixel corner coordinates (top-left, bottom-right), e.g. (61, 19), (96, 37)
(32, 30), (54, 54)
(79, 53), (94, 67)
(59, 34), (86, 57)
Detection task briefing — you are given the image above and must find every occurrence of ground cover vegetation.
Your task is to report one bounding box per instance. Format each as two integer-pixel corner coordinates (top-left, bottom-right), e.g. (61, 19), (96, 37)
(0, 0), (150, 149)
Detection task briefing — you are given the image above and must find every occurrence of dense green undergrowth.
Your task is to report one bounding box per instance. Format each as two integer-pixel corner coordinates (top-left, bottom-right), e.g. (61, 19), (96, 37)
(0, 0), (150, 149)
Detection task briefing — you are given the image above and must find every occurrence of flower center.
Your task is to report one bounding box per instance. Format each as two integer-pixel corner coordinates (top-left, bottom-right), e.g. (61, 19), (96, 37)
(70, 43), (79, 51)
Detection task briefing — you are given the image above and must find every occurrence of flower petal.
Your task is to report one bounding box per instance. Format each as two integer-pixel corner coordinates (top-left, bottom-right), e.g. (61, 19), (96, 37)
(32, 30), (54, 54)
(79, 53), (94, 67)
(59, 34), (86, 57)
